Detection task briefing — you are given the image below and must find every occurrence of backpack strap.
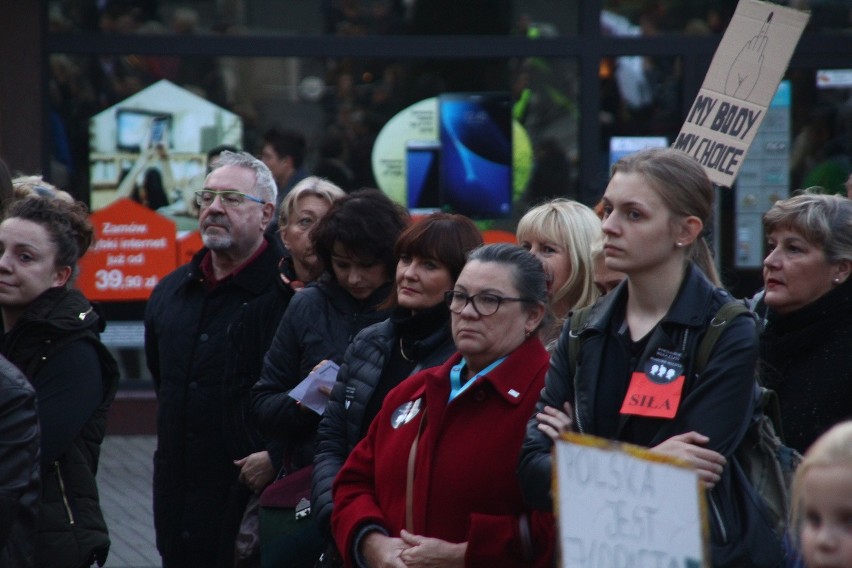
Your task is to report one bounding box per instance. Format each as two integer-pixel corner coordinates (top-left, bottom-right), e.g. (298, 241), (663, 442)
(694, 300), (751, 375)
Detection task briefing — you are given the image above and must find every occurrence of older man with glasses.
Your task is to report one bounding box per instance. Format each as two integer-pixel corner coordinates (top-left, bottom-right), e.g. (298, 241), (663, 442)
(144, 151), (284, 567)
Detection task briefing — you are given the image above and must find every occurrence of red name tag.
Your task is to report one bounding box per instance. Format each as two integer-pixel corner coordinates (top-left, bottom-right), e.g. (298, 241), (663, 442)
(619, 372), (685, 419)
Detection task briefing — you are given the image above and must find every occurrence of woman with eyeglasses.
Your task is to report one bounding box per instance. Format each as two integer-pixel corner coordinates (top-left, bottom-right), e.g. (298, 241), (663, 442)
(252, 189), (409, 567)
(331, 243), (555, 568)
(311, 213), (482, 564)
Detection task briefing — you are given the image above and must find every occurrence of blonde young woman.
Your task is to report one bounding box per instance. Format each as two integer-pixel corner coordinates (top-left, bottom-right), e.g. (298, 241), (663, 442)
(516, 198), (602, 347)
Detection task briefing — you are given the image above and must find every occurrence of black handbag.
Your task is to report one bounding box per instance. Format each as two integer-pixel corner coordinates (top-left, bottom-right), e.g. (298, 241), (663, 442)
(258, 465), (324, 568)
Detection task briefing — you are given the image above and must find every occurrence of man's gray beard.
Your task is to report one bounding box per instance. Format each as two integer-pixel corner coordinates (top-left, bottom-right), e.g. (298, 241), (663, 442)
(201, 231), (233, 251)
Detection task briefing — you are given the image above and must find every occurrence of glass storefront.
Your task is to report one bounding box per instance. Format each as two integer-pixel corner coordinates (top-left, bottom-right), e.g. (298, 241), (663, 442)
(9, 1), (848, 382)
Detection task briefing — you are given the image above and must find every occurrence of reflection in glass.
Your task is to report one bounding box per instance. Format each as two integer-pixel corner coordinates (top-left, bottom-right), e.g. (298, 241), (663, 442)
(598, 55), (682, 179)
(49, 53), (580, 220)
(48, 1), (579, 36)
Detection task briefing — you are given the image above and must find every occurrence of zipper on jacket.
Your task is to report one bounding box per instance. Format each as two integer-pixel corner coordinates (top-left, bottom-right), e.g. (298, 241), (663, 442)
(573, 393), (585, 434)
(708, 491), (726, 543)
(54, 461), (76, 525)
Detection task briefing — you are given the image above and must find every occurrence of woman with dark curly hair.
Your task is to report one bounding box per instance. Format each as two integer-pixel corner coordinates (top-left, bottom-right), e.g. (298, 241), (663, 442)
(0, 197), (119, 568)
(252, 188), (409, 567)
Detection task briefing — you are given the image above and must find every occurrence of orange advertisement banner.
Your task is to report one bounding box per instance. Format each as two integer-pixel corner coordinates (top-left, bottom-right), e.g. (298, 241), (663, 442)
(77, 198), (177, 301)
(176, 230), (203, 266)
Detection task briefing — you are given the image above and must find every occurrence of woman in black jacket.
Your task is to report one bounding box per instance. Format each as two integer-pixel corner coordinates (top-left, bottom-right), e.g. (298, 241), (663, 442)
(0, 355), (39, 567)
(759, 192), (852, 454)
(251, 189), (408, 567)
(518, 148), (781, 567)
(311, 213), (482, 549)
(0, 197), (119, 568)
(223, 177), (344, 566)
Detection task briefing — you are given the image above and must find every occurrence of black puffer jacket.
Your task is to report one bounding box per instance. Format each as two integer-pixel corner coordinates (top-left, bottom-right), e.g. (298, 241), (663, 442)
(0, 355), (39, 568)
(519, 264), (781, 567)
(222, 260), (296, 464)
(252, 281), (392, 472)
(312, 307), (455, 534)
(144, 240), (282, 566)
(1, 288), (119, 568)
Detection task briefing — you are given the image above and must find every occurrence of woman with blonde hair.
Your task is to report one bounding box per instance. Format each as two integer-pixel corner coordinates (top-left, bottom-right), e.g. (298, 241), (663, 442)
(789, 420), (852, 568)
(277, 176), (348, 286)
(516, 198), (602, 346)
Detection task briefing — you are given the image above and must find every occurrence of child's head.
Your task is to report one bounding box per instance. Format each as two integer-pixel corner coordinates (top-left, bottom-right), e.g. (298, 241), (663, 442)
(791, 420), (852, 568)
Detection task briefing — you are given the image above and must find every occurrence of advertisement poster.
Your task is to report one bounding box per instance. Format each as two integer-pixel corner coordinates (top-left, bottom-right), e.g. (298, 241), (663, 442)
(88, 79), (242, 217)
(77, 198), (177, 302)
(674, 0), (808, 187)
(371, 95), (533, 219)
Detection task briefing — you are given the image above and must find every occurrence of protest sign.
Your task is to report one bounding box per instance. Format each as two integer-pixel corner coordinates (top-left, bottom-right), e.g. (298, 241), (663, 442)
(554, 432), (708, 568)
(674, 0), (809, 187)
(77, 198), (176, 301)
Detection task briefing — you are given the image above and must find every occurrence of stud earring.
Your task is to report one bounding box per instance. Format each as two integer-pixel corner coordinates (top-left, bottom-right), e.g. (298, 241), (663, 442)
(834, 277), (841, 284)
(676, 242), (684, 248)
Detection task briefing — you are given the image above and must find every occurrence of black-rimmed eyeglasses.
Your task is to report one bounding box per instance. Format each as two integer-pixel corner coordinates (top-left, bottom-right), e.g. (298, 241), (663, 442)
(444, 290), (531, 317)
(195, 189), (266, 208)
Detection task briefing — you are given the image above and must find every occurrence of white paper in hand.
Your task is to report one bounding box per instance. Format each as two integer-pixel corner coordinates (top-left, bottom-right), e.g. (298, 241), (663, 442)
(288, 360), (340, 415)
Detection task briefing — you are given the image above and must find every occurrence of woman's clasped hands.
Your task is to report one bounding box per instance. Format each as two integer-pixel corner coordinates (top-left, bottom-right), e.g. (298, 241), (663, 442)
(361, 530), (467, 568)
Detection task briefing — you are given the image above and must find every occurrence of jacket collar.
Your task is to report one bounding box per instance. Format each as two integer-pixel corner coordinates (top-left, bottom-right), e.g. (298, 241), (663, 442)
(317, 280), (393, 315)
(583, 263), (721, 333)
(421, 336), (549, 407)
(184, 235), (283, 296)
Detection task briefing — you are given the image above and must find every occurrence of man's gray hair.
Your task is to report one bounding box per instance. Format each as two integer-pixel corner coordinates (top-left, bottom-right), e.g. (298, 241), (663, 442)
(210, 150), (278, 205)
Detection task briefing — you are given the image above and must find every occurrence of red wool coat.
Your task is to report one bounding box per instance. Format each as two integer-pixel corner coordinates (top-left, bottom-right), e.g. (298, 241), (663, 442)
(332, 336), (555, 567)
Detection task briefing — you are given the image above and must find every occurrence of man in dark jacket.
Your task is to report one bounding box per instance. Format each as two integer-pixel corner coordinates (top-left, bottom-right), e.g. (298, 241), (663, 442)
(144, 151), (282, 567)
(0, 355), (39, 567)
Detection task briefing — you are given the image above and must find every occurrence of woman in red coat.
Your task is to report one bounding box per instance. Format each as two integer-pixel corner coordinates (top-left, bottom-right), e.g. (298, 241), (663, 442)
(332, 243), (555, 568)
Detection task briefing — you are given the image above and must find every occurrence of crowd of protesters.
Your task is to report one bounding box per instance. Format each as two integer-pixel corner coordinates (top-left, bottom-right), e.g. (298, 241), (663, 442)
(0, 147), (850, 568)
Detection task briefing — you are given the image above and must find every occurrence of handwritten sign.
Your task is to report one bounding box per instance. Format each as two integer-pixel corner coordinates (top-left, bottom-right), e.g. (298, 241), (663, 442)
(674, 0), (809, 187)
(554, 433), (708, 568)
(77, 198), (177, 301)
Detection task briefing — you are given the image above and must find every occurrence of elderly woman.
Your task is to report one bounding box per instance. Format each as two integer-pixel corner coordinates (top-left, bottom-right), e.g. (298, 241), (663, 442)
(758, 192), (852, 454)
(332, 243), (554, 568)
(516, 198), (603, 347)
(312, 213), (482, 560)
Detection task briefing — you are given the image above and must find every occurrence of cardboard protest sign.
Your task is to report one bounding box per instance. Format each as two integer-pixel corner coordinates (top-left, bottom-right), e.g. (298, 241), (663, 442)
(674, 0), (809, 188)
(78, 198), (177, 301)
(554, 432), (709, 568)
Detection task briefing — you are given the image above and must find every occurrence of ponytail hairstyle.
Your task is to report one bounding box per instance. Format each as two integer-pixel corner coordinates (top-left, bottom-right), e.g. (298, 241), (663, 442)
(610, 147), (721, 286)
